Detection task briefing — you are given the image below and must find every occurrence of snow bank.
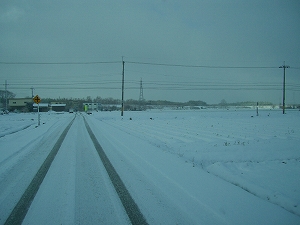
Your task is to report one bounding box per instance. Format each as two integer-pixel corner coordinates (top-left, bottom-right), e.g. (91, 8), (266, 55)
(92, 109), (300, 218)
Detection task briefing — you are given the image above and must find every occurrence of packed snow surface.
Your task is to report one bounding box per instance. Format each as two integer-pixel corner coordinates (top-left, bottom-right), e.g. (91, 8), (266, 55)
(0, 109), (299, 224)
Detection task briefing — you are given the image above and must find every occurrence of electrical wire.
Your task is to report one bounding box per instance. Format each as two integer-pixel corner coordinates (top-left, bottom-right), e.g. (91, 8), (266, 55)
(2, 60), (299, 97)
(126, 61), (279, 69)
(0, 61), (121, 65)
(0, 60), (291, 69)
(7, 82), (299, 91)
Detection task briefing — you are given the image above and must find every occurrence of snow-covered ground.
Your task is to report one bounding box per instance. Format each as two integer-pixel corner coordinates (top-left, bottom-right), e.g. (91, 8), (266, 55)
(0, 109), (299, 224)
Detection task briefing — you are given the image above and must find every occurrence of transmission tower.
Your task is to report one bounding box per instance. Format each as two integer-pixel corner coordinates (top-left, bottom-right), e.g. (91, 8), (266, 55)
(139, 78), (144, 101)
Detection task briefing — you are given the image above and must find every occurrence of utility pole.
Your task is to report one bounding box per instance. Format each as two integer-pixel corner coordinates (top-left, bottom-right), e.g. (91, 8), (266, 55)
(121, 57), (125, 116)
(30, 87), (34, 98)
(5, 80), (8, 112)
(279, 61), (290, 114)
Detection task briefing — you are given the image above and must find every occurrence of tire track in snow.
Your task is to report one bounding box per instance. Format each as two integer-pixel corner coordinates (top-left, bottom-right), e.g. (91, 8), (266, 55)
(0, 123), (34, 138)
(5, 114), (148, 225)
(83, 116), (148, 225)
(4, 116), (76, 225)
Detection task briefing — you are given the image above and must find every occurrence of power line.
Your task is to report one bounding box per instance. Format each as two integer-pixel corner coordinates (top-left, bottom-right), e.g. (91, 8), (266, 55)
(0, 61), (121, 65)
(9, 87), (121, 90)
(126, 61), (279, 69)
(2, 60), (299, 104)
(0, 60), (285, 68)
(7, 80), (299, 90)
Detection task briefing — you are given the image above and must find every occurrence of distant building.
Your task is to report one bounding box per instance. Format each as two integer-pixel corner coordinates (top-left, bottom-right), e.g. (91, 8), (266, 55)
(8, 98), (33, 112)
(33, 103), (49, 112)
(50, 102), (66, 112)
(32, 102), (66, 112)
(83, 102), (101, 111)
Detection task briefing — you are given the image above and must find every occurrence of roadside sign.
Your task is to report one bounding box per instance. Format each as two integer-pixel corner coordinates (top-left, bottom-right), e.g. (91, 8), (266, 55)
(33, 95), (41, 104)
(33, 95), (41, 126)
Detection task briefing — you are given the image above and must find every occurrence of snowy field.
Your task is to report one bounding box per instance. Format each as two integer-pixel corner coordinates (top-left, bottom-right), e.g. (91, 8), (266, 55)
(0, 109), (299, 224)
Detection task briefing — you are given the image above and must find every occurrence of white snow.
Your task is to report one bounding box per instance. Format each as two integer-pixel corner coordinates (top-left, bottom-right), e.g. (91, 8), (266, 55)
(0, 109), (299, 224)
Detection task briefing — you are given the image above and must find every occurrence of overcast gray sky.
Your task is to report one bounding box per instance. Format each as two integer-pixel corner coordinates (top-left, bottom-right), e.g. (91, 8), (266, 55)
(1, 0), (299, 104)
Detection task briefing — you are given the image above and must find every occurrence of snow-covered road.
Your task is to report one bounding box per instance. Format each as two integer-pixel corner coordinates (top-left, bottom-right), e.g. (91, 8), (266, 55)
(23, 115), (130, 225)
(0, 109), (299, 224)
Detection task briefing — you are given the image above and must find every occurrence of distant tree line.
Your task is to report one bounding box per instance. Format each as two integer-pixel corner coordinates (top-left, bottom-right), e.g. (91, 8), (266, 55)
(217, 99), (274, 107)
(1, 90), (280, 112)
(39, 96), (208, 111)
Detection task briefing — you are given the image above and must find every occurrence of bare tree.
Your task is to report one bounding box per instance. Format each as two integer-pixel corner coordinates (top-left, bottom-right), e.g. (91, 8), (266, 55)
(0, 90), (16, 105)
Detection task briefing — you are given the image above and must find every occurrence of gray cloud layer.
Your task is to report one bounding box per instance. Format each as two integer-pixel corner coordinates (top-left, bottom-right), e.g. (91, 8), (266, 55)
(1, 0), (299, 104)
